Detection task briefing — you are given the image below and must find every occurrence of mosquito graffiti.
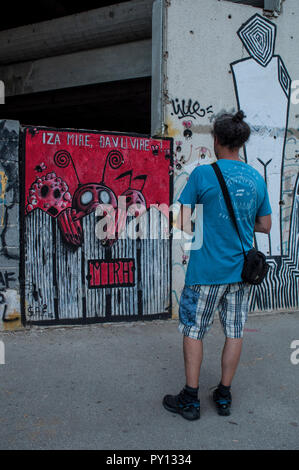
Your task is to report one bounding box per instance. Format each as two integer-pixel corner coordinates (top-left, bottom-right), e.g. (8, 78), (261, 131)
(23, 129), (173, 324)
(26, 149), (149, 248)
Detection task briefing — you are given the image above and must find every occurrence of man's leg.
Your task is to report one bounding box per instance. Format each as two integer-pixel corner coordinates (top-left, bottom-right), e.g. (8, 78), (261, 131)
(183, 336), (203, 388)
(221, 337), (243, 386)
(212, 338), (243, 416)
(163, 284), (219, 420)
(162, 335), (202, 421)
(214, 282), (249, 415)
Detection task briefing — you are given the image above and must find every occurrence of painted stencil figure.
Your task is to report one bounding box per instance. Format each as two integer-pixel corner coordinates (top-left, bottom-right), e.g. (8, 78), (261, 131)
(231, 14), (291, 256)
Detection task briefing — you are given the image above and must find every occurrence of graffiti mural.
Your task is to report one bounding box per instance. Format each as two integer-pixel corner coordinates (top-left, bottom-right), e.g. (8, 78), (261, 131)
(165, 107), (215, 314)
(249, 174), (299, 311)
(164, 1), (298, 316)
(230, 13), (298, 311)
(22, 127), (173, 324)
(0, 120), (21, 330)
(231, 13), (291, 257)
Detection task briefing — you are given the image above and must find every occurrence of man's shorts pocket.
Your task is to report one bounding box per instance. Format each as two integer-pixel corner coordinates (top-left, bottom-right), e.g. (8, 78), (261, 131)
(179, 285), (201, 327)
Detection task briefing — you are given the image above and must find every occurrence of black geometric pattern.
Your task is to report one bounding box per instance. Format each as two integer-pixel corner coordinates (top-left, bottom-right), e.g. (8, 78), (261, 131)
(238, 13), (276, 67)
(278, 57), (291, 98)
(249, 175), (299, 312)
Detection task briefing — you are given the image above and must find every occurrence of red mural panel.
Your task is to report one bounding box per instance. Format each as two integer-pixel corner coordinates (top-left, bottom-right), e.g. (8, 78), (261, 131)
(24, 128), (172, 248)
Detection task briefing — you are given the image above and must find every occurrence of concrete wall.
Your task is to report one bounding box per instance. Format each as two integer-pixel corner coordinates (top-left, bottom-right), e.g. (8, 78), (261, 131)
(0, 1), (153, 97)
(161, 0), (299, 315)
(0, 119), (21, 330)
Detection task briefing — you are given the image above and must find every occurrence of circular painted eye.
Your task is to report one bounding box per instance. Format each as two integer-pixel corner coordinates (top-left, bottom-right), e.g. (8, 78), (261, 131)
(99, 190), (110, 204)
(81, 191), (93, 205)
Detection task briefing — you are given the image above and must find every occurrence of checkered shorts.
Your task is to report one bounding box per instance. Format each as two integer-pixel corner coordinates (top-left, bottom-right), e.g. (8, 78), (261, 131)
(178, 282), (250, 340)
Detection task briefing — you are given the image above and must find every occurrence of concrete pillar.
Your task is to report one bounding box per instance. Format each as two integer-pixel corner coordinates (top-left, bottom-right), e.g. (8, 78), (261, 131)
(0, 119), (21, 330)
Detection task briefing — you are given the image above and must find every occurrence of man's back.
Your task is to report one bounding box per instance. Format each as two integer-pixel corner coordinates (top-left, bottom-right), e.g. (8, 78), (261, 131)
(164, 110), (272, 421)
(178, 159), (272, 285)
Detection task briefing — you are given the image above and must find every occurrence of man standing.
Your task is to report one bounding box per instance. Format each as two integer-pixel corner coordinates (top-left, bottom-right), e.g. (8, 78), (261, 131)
(163, 111), (272, 420)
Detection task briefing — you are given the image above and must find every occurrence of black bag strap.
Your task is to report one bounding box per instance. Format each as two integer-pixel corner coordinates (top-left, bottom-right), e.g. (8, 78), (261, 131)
(212, 162), (247, 260)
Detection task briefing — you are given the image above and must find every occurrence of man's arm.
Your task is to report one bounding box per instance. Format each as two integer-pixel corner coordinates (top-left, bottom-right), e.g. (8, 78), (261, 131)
(174, 204), (194, 236)
(254, 214), (272, 234)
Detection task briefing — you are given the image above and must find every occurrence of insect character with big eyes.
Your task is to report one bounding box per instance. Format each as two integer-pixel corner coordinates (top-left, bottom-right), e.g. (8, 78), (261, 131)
(151, 145), (160, 156)
(173, 144), (193, 172)
(174, 141), (184, 170)
(180, 246), (189, 265)
(57, 150), (124, 247)
(195, 146), (212, 164)
(182, 121), (193, 139)
(27, 149), (149, 248)
(35, 162), (47, 173)
(175, 141), (183, 153)
(26, 150), (124, 247)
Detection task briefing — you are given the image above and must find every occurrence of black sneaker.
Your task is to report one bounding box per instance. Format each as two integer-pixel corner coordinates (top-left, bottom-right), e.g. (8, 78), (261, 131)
(212, 388), (232, 416)
(163, 390), (200, 421)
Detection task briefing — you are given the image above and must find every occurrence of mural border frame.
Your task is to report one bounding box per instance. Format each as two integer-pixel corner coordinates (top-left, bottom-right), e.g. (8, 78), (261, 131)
(19, 126), (174, 327)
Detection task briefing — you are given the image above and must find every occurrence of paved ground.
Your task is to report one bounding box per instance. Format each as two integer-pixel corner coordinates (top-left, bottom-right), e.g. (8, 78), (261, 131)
(0, 311), (299, 450)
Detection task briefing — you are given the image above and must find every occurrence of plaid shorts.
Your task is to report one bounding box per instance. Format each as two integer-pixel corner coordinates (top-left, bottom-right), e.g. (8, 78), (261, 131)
(178, 282), (250, 340)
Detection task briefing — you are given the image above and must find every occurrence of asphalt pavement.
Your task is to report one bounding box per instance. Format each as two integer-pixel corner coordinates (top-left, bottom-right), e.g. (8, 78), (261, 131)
(0, 311), (299, 450)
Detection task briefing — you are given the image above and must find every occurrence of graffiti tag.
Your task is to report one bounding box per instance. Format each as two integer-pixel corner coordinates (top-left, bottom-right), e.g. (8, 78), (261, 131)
(87, 259), (136, 289)
(171, 98), (213, 120)
(0, 271), (16, 289)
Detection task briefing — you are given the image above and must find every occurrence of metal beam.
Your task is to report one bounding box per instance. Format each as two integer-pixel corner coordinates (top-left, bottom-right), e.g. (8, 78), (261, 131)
(224, 0), (264, 7)
(264, 0), (281, 12)
(151, 0), (165, 136)
(0, 81), (4, 104)
(0, 0), (154, 65)
(0, 39), (152, 97)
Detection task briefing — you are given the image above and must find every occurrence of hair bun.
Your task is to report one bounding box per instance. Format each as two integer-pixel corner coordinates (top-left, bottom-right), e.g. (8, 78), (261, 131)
(232, 110), (245, 123)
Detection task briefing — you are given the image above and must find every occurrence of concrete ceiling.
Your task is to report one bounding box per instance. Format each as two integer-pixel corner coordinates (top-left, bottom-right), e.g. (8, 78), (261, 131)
(0, 0), (134, 31)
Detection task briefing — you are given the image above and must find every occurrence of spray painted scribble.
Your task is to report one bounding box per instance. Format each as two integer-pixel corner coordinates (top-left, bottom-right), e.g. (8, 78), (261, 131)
(0, 120), (20, 331)
(171, 98), (213, 120)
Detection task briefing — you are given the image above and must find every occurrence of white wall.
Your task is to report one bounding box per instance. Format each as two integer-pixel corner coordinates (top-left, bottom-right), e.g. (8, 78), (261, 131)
(162, 0), (299, 314)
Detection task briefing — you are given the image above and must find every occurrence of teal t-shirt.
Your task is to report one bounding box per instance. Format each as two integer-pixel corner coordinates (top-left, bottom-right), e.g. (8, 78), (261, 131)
(178, 159), (272, 285)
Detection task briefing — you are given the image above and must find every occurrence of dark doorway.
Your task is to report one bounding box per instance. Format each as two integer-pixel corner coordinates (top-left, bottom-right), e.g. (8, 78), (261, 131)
(3, 78), (151, 134)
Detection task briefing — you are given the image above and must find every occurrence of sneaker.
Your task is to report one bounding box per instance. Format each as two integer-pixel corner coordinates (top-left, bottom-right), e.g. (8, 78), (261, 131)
(212, 387), (232, 416)
(163, 390), (201, 421)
